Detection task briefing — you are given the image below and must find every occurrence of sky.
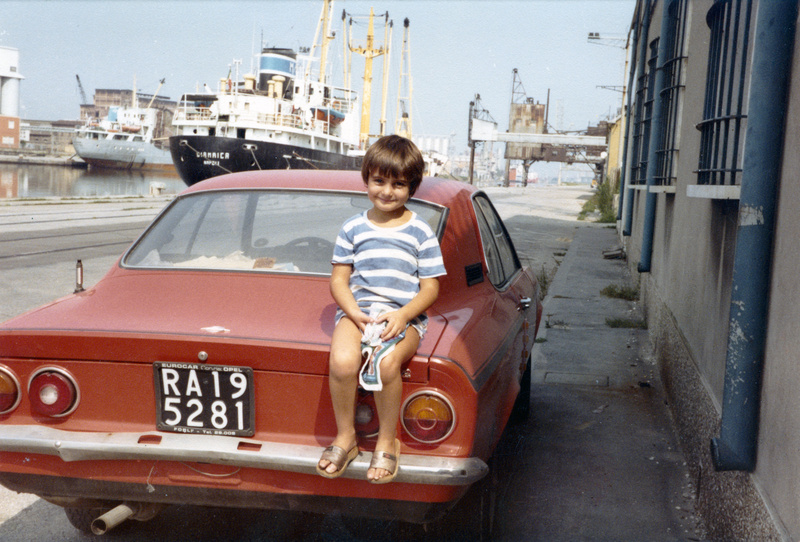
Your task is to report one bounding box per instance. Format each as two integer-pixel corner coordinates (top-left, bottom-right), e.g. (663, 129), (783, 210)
(1, 0), (634, 156)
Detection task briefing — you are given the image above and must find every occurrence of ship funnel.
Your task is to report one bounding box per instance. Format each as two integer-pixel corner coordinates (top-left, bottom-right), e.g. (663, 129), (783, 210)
(258, 48), (296, 99)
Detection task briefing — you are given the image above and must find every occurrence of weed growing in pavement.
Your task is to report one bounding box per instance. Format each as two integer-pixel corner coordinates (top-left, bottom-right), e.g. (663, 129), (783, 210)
(535, 264), (551, 300)
(578, 170), (619, 223)
(601, 284), (640, 301)
(606, 317), (647, 329)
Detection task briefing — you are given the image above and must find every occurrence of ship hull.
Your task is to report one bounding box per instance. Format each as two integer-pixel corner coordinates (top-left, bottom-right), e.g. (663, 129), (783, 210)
(73, 137), (175, 172)
(168, 135), (362, 185)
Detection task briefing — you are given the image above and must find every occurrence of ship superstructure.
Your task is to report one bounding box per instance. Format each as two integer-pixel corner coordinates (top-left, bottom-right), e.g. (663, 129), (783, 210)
(169, 2), (362, 185)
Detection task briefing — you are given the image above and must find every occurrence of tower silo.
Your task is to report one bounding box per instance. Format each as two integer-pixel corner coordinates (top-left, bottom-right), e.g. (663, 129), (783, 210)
(0, 47), (24, 117)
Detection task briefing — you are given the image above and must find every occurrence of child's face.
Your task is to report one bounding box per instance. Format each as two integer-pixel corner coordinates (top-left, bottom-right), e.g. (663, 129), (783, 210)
(365, 171), (411, 215)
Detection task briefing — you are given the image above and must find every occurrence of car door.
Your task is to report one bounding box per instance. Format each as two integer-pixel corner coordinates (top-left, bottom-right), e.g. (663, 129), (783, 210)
(472, 193), (535, 440)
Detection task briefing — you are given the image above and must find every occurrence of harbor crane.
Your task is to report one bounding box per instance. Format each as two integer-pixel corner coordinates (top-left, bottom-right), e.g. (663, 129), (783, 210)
(75, 75), (88, 105)
(145, 79), (166, 109)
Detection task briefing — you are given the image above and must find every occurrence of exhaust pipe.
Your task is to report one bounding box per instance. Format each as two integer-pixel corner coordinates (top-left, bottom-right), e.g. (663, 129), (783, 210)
(91, 502), (163, 535)
(91, 503), (136, 535)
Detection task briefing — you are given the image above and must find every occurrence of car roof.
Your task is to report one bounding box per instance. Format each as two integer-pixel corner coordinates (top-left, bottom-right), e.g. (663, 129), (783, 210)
(180, 170), (478, 207)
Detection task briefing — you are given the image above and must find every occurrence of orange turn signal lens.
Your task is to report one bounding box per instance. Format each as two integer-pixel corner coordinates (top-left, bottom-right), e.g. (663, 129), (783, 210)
(401, 391), (455, 444)
(0, 367), (21, 414)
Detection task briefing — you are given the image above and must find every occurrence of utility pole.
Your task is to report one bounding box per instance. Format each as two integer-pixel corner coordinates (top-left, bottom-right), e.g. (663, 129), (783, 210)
(468, 99), (476, 185)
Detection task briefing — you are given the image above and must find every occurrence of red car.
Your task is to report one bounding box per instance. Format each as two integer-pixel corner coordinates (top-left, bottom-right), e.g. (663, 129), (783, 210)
(0, 170), (541, 535)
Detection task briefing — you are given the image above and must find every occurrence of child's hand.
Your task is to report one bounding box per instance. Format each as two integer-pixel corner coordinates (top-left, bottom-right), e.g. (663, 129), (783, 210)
(350, 310), (374, 332)
(375, 310), (409, 340)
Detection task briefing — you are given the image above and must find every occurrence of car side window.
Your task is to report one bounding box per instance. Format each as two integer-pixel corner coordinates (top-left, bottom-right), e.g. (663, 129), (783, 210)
(473, 194), (521, 287)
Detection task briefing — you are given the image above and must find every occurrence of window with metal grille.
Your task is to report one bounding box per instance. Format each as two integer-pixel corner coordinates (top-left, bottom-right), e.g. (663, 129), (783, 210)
(655, 0), (688, 186)
(630, 38), (659, 185)
(696, 0), (753, 186)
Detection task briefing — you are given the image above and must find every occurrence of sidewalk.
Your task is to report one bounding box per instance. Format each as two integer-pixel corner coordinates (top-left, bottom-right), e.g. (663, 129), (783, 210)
(491, 224), (706, 541)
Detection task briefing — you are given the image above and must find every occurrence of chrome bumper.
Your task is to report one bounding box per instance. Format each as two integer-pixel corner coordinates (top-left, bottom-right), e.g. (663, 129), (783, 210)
(0, 425), (487, 486)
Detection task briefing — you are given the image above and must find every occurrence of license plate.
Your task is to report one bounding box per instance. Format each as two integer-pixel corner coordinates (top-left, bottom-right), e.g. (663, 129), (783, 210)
(154, 362), (254, 437)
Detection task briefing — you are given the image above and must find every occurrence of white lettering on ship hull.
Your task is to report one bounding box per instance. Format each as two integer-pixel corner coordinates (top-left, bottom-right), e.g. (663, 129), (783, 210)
(194, 151), (230, 160)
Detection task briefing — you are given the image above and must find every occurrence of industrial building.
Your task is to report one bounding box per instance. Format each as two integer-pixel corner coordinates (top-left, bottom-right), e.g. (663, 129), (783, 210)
(618, 0), (800, 539)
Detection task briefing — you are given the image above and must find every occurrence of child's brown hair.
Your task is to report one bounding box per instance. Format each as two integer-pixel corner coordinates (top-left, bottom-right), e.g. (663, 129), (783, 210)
(361, 135), (425, 196)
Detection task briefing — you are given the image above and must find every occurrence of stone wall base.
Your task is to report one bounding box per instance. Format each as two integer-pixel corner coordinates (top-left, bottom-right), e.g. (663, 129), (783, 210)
(640, 273), (786, 541)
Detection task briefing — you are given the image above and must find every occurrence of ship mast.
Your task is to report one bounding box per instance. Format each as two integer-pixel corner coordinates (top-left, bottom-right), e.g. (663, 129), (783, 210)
(349, 8), (389, 148)
(342, 10), (351, 89)
(379, 18), (392, 137)
(308, 0), (335, 83)
(395, 18), (412, 139)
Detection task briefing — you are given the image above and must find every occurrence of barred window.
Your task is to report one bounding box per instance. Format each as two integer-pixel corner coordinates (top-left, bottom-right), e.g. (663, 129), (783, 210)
(630, 38), (660, 185)
(655, 0), (688, 186)
(697, 0), (753, 186)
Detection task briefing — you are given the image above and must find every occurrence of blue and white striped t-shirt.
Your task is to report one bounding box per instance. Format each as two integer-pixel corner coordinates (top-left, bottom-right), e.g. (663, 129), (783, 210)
(332, 211), (447, 323)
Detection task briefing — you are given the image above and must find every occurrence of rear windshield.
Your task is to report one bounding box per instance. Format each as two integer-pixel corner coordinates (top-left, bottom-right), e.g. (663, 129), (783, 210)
(123, 189), (446, 275)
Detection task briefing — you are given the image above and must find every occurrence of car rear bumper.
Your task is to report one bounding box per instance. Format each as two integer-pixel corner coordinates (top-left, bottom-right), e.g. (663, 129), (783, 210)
(0, 471), (462, 524)
(0, 425), (487, 486)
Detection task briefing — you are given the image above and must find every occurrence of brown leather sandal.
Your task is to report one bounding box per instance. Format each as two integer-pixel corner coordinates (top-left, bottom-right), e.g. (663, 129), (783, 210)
(316, 444), (359, 479)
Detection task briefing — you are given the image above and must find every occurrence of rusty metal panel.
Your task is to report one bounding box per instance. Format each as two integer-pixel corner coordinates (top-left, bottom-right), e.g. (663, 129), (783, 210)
(505, 102), (546, 160)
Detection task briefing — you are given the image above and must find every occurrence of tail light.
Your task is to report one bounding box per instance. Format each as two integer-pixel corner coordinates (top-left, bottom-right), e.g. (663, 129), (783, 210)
(354, 390), (379, 437)
(0, 367), (21, 414)
(401, 390), (455, 444)
(28, 367), (79, 417)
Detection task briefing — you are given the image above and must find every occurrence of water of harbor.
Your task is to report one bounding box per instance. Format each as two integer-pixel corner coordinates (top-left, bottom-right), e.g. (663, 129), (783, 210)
(0, 163), (187, 199)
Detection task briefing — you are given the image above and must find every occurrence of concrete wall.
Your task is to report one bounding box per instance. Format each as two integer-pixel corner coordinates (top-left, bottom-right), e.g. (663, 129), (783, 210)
(756, 24), (800, 538)
(620, 0), (798, 539)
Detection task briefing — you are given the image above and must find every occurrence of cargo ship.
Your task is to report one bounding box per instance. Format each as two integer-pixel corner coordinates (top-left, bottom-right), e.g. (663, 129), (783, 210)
(168, 3), (362, 185)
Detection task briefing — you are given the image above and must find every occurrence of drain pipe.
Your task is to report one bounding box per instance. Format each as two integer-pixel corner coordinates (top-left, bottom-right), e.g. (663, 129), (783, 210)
(623, 0), (651, 237)
(637, 0), (677, 273)
(710, 0), (798, 471)
(616, 14), (640, 223)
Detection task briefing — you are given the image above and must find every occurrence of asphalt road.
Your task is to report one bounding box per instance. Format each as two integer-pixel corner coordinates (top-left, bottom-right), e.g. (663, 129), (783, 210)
(0, 186), (595, 541)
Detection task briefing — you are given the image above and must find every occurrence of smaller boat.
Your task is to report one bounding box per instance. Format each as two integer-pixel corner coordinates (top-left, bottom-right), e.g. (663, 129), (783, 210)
(73, 83), (175, 173)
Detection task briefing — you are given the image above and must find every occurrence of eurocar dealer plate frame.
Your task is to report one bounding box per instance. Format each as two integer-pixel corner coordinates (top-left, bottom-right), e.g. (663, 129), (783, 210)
(154, 362), (255, 437)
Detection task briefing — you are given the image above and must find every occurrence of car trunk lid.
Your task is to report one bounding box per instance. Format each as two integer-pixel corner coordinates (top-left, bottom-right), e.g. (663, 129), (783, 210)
(0, 269), (445, 378)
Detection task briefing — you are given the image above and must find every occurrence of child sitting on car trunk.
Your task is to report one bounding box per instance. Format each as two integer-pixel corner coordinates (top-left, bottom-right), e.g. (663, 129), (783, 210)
(317, 135), (446, 483)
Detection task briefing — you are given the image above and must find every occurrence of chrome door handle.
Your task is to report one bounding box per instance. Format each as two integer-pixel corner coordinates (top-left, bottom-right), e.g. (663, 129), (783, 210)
(518, 297), (532, 311)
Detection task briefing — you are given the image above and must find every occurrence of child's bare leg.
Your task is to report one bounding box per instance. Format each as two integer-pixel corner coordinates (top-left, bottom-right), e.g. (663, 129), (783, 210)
(320, 318), (362, 475)
(369, 327), (420, 482)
